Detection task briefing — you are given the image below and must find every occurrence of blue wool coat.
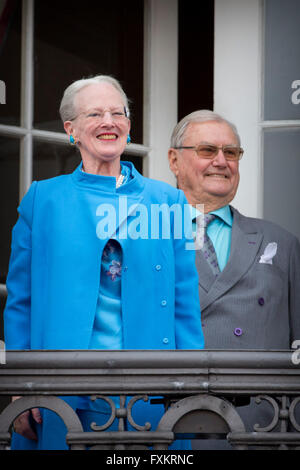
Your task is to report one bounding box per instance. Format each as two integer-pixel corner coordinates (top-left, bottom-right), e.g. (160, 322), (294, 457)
(4, 161), (204, 449)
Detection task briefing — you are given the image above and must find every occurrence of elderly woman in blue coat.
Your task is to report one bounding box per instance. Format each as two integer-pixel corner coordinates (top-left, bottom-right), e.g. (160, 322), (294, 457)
(4, 75), (204, 450)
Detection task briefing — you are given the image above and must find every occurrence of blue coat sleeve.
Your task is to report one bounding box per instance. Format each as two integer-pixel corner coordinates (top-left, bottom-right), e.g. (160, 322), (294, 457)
(4, 182), (37, 350)
(173, 190), (204, 349)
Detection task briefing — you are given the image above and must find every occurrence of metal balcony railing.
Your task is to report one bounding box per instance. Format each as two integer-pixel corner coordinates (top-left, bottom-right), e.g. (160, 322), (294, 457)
(0, 350), (299, 450)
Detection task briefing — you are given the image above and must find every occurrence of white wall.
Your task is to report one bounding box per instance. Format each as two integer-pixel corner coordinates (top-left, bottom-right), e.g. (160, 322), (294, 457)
(214, 0), (263, 218)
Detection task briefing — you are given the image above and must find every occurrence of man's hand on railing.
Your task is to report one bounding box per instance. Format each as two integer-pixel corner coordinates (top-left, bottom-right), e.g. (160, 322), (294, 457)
(12, 396), (42, 441)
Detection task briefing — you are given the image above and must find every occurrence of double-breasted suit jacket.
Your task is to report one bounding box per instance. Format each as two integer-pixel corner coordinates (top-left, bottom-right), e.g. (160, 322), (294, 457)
(197, 207), (300, 350)
(194, 206), (300, 445)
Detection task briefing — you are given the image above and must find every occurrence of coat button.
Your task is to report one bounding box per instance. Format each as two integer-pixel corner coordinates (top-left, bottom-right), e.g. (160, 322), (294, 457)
(258, 297), (265, 306)
(163, 337), (169, 344)
(234, 327), (243, 336)
(155, 264), (161, 271)
(161, 300), (167, 307)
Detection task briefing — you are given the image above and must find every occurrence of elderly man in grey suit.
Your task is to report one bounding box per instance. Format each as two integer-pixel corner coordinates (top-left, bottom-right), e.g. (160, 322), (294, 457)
(168, 110), (300, 447)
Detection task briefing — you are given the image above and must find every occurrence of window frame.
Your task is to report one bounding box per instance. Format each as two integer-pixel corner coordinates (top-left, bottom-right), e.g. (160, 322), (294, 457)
(0, 0), (178, 295)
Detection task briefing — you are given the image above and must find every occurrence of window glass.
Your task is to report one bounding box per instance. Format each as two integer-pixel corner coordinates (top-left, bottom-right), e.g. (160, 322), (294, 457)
(263, 128), (300, 240)
(178, 0), (214, 120)
(0, 136), (19, 283)
(34, 1), (144, 144)
(33, 140), (81, 181)
(33, 141), (143, 181)
(0, 0), (21, 126)
(264, 0), (300, 120)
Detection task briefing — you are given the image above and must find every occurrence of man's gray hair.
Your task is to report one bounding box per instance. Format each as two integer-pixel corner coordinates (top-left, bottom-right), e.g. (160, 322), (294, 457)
(170, 109), (241, 147)
(59, 75), (130, 122)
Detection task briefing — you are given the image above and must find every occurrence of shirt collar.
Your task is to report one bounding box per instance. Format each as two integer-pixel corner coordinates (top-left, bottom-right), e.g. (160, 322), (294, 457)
(211, 205), (233, 227)
(190, 204), (233, 227)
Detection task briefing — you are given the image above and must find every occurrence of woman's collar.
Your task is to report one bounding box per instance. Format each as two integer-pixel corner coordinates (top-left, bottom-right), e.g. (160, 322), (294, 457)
(72, 160), (145, 194)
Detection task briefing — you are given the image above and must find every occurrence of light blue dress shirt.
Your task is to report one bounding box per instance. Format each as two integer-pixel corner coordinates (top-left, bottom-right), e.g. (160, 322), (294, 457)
(191, 205), (233, 272)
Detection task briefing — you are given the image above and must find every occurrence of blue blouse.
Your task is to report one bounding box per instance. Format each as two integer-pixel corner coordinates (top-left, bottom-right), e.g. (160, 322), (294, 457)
(89, 238), (123, 350)
(78, 163), (131, 412)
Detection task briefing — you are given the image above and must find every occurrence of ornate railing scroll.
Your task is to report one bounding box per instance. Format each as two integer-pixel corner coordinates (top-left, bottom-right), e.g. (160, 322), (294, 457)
(0, 350), (299, 450)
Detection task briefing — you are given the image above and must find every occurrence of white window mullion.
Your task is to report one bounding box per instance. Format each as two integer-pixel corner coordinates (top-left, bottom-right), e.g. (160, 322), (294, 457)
(260, 120), (300, 129)
(214, 0), (263, 218)
(143, 0), (178, 186)
(19, 0), (34, 200)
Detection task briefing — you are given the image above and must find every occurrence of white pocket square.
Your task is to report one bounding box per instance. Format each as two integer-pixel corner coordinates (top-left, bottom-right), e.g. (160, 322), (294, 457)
(259, 242), (277, 265)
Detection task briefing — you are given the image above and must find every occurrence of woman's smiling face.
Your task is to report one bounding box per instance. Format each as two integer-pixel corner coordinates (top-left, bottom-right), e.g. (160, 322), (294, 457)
(68, 82), (130, 164)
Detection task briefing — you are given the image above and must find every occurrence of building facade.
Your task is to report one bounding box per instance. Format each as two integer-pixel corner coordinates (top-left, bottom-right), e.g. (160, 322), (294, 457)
(0, 0), (299, 358)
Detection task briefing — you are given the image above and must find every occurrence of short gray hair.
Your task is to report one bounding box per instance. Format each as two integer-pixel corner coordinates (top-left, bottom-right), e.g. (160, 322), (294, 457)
(59, 75), (130, 122)
(170, 109), (241, 147)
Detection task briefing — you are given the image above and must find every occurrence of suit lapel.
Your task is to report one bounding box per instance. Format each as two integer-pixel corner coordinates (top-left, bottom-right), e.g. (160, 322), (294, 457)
(199, 207), (264, 311)
(196, 250), (217, 292)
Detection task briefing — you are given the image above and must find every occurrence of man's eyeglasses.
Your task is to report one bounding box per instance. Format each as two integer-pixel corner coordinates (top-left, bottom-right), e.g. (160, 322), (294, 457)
(71, 107), (129, 123)
(174, 144), (244, 161)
